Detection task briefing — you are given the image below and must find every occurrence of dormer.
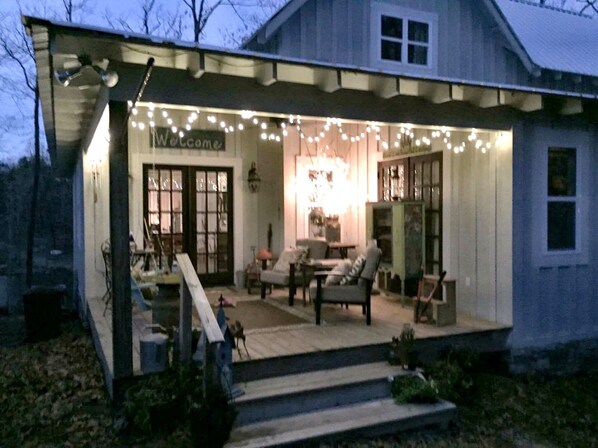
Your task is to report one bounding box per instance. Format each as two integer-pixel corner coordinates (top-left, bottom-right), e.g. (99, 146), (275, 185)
(370, 3), (438, 76)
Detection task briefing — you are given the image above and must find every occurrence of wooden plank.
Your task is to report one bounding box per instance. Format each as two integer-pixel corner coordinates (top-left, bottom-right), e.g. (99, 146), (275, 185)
(179, 281), (192, 362)
(176, 253), (224, 344)
(109, 100), (133, 380)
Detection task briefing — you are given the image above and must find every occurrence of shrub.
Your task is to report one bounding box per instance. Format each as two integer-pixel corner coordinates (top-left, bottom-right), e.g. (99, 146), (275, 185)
(391, 374), (439, 404)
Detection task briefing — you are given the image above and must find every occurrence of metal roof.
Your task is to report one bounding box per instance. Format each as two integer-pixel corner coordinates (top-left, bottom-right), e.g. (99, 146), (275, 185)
(494, 0), (598, 78)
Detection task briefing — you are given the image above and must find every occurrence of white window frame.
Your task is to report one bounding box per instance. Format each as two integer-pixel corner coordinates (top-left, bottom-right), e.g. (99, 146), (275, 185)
(370, 3), (438, 74)
(532, 128), (590, 267)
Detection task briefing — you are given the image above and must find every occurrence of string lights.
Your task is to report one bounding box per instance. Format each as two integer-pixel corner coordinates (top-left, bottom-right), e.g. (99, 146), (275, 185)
(127, 102), (499, 155)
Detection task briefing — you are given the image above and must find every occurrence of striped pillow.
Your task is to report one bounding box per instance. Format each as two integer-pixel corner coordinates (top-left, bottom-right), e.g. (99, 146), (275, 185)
(339, 254), (366, 285)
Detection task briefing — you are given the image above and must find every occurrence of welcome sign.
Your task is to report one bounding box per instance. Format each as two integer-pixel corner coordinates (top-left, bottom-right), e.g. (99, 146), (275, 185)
(152, 127), (225, 151)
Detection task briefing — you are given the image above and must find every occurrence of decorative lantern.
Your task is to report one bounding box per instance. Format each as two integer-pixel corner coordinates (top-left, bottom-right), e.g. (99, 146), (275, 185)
(247, 162), (261, 193)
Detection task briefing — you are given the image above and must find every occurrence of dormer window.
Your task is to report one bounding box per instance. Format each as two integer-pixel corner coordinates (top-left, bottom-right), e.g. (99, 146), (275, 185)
(372, 3), (437, 74)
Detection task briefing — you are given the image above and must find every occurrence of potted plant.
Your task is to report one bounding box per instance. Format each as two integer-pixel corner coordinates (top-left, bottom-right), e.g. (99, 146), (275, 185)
(388, 324), (417, 370)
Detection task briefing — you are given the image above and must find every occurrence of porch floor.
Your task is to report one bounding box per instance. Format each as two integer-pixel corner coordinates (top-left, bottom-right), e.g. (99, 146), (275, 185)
(87, 286), (509, 379)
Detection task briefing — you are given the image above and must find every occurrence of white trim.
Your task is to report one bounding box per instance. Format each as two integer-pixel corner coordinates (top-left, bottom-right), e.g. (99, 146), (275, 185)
(370, 3), (438, 76)
(532, 128), (590, 267)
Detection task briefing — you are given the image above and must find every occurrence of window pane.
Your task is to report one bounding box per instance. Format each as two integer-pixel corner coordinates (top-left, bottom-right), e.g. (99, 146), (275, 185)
(381, 40), (402, 62)
(548, 147), (576, 196)
(148, 170), (159, 190)
(547, 202), (575, 250)
(381, 16), (402, 38)
(408, 44), (428, 65)
(160, 170), (170, 190)
(172, 171), (183, 191)
(408, 21), (429, 43)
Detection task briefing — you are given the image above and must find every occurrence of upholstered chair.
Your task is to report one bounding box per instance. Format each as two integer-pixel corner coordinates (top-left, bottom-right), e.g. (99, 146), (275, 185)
(311, 243), (382, 325)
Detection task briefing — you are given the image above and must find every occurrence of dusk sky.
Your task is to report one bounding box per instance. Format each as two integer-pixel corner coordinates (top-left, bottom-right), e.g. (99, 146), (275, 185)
(0, 0), (279, 164)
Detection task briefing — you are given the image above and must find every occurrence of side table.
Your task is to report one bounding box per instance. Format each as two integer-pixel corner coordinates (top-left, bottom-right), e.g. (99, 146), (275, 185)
(246, 270), (261, 294)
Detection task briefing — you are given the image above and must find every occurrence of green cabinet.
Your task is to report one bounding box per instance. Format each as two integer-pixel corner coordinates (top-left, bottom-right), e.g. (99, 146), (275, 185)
(366, 201), (425, 296)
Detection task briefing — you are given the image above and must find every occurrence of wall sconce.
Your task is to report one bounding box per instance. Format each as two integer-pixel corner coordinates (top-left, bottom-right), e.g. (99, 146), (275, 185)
(248, 162), (261, 193)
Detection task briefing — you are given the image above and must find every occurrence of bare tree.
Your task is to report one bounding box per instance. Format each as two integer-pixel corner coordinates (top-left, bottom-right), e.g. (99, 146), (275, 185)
(0, 11), (40, 286)
(219, 0), (285, 48)
(61, 0), (93, 23)
(180, 0), (285, 44)
(104, 0), (186, 39)
(578, 0), (598, 14)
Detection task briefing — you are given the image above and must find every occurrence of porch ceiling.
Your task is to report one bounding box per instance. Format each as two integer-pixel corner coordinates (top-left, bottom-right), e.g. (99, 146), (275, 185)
(24, 16), (598, 175)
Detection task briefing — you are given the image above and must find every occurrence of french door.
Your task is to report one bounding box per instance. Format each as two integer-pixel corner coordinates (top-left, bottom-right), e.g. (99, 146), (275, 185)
(144, 165), (234, 285)
(409, 153), (442, 276)
(378, 151), (442, 276)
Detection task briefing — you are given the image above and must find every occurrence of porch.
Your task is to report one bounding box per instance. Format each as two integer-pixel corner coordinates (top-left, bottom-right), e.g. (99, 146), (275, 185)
(87, 283), (510, 391)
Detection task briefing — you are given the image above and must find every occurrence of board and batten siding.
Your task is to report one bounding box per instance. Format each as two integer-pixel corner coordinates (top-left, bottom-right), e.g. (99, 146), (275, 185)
(441, 131), (512, 325)
(247, 0), (597, 96)
(511, 123), (598, 349)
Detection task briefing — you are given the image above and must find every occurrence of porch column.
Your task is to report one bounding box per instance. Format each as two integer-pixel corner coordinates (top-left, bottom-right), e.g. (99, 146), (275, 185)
(109, 100), (133, 380)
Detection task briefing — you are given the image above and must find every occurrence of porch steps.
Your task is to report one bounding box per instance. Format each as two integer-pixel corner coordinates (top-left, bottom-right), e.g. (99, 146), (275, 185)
(226, 361), (457, 447)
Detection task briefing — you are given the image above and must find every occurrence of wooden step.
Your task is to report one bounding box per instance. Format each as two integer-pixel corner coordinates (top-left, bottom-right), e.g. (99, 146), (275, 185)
(226, 398), (457, 448)
(233, 361), (405, 426)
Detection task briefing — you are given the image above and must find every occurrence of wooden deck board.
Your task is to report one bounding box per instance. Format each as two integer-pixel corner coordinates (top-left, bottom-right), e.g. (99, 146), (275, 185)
(87, 287), (510, 384)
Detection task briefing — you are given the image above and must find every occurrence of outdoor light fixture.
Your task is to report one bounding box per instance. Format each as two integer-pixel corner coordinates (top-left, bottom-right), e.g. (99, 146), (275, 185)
(54, 58), (119, 89)
(247, 162), (261, 193)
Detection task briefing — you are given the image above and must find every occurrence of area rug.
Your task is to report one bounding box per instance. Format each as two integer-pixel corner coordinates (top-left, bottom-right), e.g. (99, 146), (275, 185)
(211, 299), (309, 331)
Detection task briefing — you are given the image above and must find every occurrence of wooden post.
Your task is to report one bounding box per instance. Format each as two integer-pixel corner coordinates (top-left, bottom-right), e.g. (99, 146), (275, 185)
(179, 279), (192, 362)
(109, 101), (133, 380)
(203, 342), (219, 395)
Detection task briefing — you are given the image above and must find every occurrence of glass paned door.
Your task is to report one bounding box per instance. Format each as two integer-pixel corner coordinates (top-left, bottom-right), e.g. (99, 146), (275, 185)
(144, 165), (234, 286)
(192, 167), (233, 285)
(410, 153), (442, 276)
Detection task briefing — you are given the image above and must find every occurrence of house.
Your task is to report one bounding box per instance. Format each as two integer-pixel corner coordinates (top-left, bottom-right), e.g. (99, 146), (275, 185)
(22, 0), (598, 397)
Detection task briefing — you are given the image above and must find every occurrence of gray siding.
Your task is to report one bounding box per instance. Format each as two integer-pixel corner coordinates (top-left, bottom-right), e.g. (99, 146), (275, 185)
(511, 120), (598, 349)
(247, 0), (598, 95)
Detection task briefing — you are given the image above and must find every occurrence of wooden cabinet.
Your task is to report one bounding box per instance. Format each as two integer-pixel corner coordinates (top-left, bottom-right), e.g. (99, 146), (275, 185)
(366, 201), (425, 296)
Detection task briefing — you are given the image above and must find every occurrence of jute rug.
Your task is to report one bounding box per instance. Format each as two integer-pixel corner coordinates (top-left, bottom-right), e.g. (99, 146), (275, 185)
(211, 299), (309, 331)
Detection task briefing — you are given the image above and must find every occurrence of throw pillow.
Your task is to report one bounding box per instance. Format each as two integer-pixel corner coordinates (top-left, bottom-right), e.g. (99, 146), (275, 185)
(272, 247), (305, 273)
(295, 245), (310, 266)
(325, 259), (353, 286)
(340, 254), (366, 285)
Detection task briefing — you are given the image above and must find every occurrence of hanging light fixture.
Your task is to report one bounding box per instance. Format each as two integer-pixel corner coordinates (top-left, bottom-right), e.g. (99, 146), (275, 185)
(247, 162), (261, 193)
(54, 57), (119, 89)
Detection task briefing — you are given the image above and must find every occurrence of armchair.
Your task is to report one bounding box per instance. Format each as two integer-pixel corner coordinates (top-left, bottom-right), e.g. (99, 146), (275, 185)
(260, 239), (333, 306)
(311, 244), (382, 325)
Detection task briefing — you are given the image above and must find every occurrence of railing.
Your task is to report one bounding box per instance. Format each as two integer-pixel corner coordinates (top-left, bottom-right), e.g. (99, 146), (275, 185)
(176, 253), (224, 392)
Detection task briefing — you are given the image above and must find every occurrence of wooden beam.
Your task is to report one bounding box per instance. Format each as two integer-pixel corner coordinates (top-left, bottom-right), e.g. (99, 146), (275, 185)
(502, 91), (543, 112)
(176, 253), (224, 344)
(315, 68), (341, 93)
(560, 98), (583, 115)
(81, 85), (109, 153)
(187, 52), (205, 79)
(256, 61), (277, 86)
(397, 78), (419, 96)
(179, 280), (192, 362)
(109, 100), (133, 380)
(369, 76), (398, 99)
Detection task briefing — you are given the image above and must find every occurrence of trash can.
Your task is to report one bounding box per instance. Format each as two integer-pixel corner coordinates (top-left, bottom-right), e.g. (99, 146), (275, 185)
(22, 285), (66, 342)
